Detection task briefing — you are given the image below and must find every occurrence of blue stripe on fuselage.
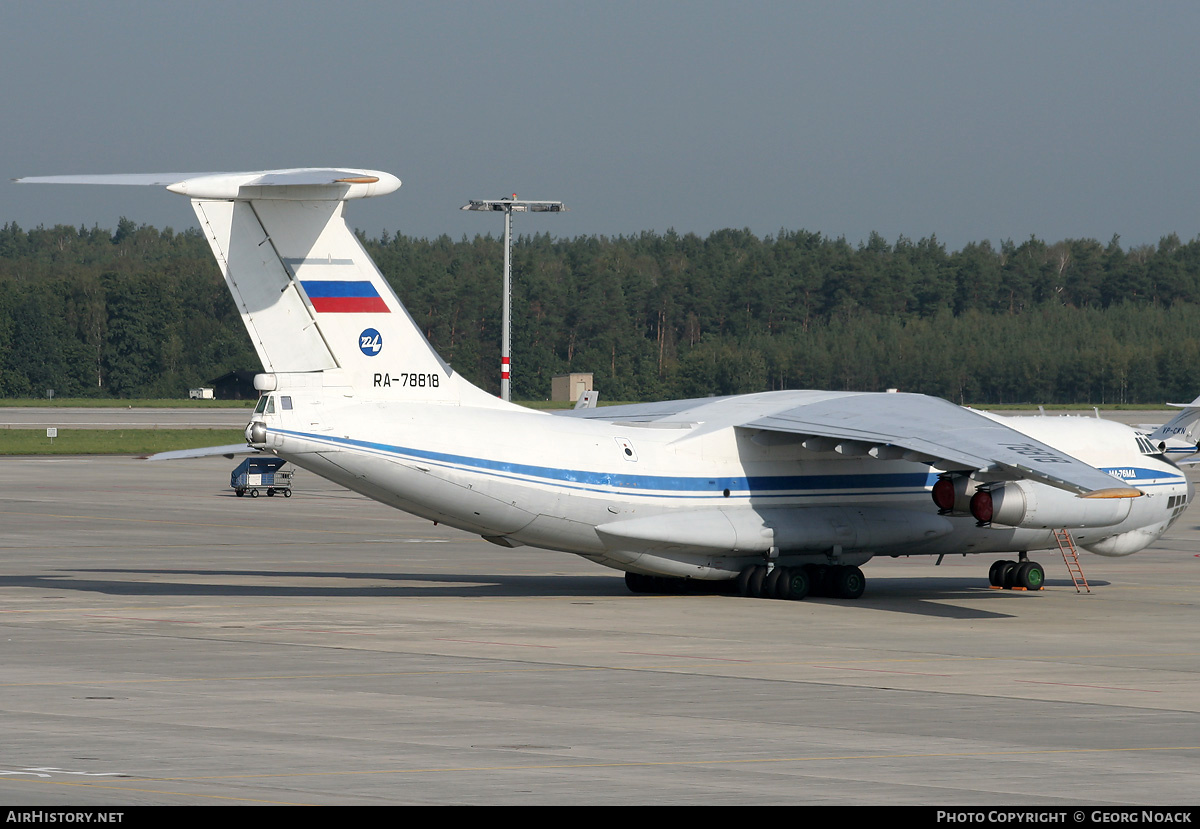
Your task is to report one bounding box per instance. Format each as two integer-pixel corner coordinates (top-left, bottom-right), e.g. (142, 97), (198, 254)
(275, 428), (939, 498)
(274, 430), (1183, 498)
(1100, 466), (1185, 487)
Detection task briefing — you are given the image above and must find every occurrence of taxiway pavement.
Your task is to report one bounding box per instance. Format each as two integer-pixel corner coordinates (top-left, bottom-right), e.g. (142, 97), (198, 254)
(0, 451), (1197, 805)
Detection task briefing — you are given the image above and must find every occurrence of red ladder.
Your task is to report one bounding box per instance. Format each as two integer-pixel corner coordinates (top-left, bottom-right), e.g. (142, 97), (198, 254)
(1054, 529), (1090, 593)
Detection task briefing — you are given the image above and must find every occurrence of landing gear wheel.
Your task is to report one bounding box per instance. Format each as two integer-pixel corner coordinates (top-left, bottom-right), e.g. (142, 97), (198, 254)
(1016, 561), (1045, 591)
(782, 567), (810, 601)
(745, 565), (767, 598)
(736, 567), (755, 597)
(989, 559), (1012, 587)
(763, 566), (786, 599)
(832, 565), (866, 599)
(1001, 561), (1019, 589)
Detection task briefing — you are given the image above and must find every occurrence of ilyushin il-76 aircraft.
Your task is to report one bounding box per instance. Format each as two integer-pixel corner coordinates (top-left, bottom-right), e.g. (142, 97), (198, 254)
(17, 168), (1195, 601)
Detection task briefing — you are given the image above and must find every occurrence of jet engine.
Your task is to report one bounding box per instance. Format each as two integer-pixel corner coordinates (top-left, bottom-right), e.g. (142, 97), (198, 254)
(969, 481), (1139, 529)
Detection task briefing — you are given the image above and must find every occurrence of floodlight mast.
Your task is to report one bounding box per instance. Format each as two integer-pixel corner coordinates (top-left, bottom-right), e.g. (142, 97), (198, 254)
(461, 196), (567, 401)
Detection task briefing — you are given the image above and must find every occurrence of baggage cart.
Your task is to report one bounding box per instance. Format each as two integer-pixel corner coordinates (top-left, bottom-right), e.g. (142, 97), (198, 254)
(231, 457), (293, 498)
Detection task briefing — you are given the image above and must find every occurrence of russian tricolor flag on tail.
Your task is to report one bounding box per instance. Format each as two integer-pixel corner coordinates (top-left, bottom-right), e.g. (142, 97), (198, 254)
(300, 280), (390, 313)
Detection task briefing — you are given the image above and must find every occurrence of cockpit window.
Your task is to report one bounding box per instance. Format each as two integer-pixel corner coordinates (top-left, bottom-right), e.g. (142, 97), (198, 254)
(265, 396), (275, 414)
(254, 396), (267, 414)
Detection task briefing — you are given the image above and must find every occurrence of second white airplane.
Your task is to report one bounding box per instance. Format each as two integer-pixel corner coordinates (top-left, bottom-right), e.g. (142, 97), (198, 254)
(18, 168), (1193, 600)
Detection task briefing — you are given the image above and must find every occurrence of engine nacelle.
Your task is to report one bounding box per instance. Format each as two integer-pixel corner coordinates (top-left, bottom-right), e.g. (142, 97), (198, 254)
(245, 420), (268, 449)
(969, 481), (1138, 529)
(932, 474), (977, 514)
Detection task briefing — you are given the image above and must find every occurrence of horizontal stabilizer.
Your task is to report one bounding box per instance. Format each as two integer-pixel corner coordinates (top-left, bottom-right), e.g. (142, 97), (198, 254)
(15, 173), (203, 186)
(16, 168), (401, 201)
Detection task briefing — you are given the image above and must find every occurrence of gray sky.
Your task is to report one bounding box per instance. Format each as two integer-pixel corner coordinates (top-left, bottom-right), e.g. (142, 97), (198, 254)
(4, 1), (1199, 251)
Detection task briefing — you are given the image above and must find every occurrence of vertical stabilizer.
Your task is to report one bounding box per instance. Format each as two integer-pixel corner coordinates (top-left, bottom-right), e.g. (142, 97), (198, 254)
(18, 168), (507, 407)
(185, 173), (504, 406)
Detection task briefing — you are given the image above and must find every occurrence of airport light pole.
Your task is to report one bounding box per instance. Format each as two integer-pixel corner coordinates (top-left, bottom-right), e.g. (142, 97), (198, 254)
(461, 196), (567, 401)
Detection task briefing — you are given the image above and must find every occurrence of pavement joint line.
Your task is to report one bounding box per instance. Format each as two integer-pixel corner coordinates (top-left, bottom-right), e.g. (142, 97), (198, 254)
(25, 745), (1199, 782)
(2, 657), (1198, 687)
(1013, 679), (1163, 692)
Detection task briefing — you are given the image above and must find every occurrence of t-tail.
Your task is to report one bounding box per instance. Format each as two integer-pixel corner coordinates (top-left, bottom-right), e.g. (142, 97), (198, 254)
(16, 168), (508, 409)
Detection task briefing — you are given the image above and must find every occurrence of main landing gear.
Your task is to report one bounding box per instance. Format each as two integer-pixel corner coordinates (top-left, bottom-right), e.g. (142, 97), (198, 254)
(724, 563), (859, 602)
(988, 558), (1045, 591)
(735, 563), (865, 601)
(624, 564), (867, 600)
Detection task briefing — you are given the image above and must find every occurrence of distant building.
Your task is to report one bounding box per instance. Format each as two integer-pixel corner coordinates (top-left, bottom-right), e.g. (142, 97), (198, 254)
(552, 372), (593, 403)
(205, 370), (259, 400)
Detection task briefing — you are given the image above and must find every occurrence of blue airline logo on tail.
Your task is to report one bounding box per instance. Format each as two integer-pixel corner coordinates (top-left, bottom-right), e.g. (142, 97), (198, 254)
(359, 328), (383, 356)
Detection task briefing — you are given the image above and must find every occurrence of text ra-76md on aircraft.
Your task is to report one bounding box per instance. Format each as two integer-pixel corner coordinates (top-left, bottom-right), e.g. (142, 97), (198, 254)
(18, 169), (1195, 600)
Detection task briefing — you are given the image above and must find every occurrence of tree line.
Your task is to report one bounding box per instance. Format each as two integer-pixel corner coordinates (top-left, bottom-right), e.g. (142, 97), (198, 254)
(1, 218), (1199, 404)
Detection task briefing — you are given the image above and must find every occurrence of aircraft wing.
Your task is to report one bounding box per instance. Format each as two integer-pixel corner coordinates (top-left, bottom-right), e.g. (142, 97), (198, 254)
(553, 396), (727, 422)
(142, 444), (258, 461)
(744, 393), (1128, 496)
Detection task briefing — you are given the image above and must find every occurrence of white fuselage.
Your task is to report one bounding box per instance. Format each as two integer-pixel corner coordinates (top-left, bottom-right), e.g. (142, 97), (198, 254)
(249, 389), (1191, 580)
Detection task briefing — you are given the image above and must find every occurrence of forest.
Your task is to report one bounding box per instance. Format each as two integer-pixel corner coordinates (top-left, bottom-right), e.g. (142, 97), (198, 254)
(1, 217), (1199, 405)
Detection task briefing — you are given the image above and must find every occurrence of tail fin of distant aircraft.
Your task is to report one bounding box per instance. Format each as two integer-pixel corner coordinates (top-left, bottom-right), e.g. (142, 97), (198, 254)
(17, 169), (509, 408)
(1147, 394), (1200, 460)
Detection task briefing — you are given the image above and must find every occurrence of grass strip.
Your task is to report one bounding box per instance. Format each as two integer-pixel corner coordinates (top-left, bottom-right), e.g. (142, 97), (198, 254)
(0, 429), (248, 456)
(0, 398), (254, 408)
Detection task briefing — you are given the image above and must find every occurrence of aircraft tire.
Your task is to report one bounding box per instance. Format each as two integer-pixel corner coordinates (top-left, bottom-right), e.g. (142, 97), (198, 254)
(1001, 561), (1019, 589)
(736, 567), (755, 597)
(1017, 561), (1045, 591)
(763, 566), (786, 599)
(833, 566), (866, 600)
(783, 567), (810, 601)
(988, 560), (1009, 587)
(746, 565), (767, 598)
(771, 567), (795, 600)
